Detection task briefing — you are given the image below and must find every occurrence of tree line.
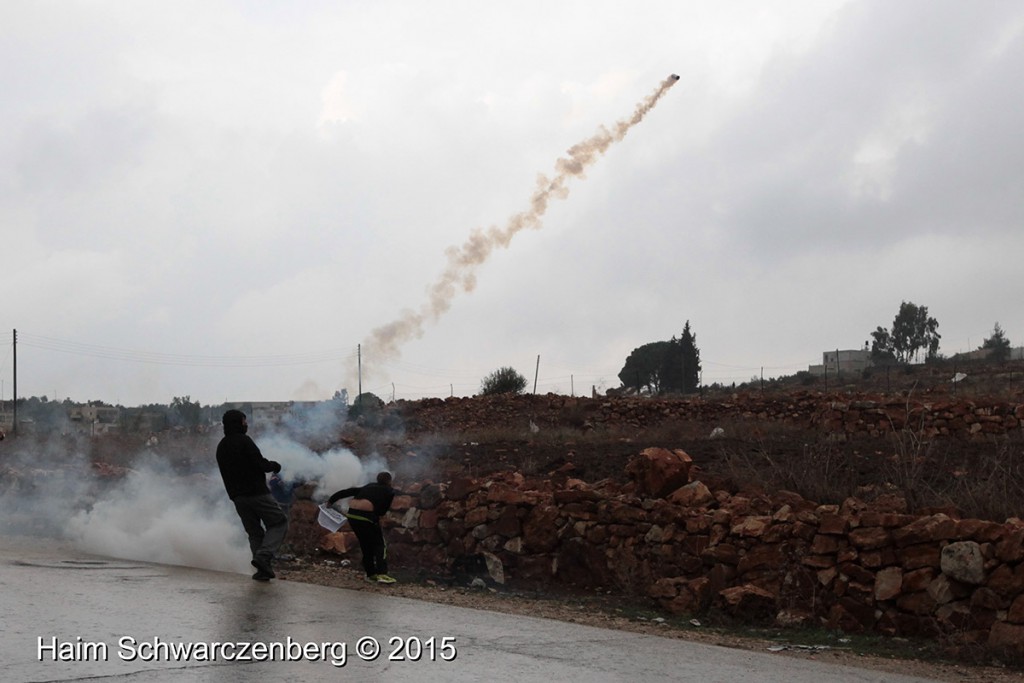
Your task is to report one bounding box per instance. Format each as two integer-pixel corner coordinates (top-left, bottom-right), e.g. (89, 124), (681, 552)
(606, 303), (1014, 399)
(870, 301), (1013, 364)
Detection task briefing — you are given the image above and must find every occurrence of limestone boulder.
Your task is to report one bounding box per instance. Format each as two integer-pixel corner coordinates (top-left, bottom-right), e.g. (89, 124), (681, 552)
(481, 551), (505, 585)
(625, 447), (693, 498)
(874, 566), (903, 601)
(941, 541), (986, 585)
(320, 531), (354, 554)
(523, 504), (562, 552)
(667, 480), (714, 508)
(719, 584), (776, 619)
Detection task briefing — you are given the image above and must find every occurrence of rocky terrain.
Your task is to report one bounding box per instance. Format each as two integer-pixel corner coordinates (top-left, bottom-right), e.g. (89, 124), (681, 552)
(342, 385), (1024, 523)
(271, 380), (1024, 680)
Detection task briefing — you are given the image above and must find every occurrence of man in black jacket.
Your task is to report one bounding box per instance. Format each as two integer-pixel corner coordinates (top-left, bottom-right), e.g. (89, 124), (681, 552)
(216, 409), (288, 581)
(327, 472), (398, 584)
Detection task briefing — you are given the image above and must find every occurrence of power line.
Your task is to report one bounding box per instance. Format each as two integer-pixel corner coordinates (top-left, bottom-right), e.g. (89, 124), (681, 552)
(16, 332), (358, 368)
(8, 330), (822, 398)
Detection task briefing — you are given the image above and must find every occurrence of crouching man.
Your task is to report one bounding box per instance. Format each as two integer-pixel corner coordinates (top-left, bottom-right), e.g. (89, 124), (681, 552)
(216, 409), (288, 581)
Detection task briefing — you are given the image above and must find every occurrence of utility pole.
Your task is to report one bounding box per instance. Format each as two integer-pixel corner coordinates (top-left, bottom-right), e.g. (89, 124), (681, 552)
(533, 355), (540, 395)
(12, 329), (17, 437)
(357, 344), (362, 398)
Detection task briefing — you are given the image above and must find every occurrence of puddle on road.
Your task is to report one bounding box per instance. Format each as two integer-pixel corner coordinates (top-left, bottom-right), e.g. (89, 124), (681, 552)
(12, 558), (152, 571)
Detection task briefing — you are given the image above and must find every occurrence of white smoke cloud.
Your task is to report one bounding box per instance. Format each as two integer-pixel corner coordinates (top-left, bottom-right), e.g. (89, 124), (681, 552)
(67, 458), (251, 574)
(0, 435), (95, 537)
(259, 434), (370, 499)
(1, 415), (389, 574)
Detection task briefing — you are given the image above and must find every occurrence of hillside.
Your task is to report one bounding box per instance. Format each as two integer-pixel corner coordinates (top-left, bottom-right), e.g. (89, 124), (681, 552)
(341, 363), (1024, 522)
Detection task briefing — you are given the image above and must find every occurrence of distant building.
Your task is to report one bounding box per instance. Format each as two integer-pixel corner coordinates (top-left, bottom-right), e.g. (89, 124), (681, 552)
(69, 404), (122, 435)
(953, 346), (1024, 362)
(952, 348), (992, 362)
(122, 409), (168, 434)
(219, 401), (324, 430)
(808, 349), (873, 376)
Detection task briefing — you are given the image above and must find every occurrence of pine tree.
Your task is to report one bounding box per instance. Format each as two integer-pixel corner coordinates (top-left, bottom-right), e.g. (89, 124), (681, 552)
(981, 322), (1011, 362)
(659, 321), (701, 394)
(680, 320), (701, 393)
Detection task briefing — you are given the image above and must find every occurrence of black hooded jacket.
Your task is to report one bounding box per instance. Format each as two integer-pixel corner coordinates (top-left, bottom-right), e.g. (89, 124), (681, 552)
(327, 482), (396, 516)
(215, 412), (280, 500)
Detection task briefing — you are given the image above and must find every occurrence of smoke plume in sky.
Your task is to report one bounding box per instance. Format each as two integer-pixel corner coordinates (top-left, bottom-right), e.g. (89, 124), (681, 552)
(357, 75), (680, 381)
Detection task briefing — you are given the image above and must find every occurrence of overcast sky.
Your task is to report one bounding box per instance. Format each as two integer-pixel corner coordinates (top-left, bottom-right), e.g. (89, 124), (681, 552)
(1, 1), (1022, 407)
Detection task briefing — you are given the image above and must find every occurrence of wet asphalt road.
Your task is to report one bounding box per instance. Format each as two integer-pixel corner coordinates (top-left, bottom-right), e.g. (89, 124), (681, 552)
(1, 535), (944, 682)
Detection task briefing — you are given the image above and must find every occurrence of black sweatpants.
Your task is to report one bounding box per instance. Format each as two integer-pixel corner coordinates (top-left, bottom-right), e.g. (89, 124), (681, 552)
(233, 493), (289, 560)
(346, 511), (387, 576)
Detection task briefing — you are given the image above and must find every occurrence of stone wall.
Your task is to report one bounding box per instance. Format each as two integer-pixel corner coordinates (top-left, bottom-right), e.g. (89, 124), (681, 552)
(288, 447), (1024, 655)
(812, 398), (1024, 439)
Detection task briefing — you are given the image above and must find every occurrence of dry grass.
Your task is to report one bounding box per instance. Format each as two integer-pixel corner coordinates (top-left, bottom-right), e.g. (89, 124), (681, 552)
(714, 437), (860, 505)
(406, 412), (1024, 522)
(707, 424), (1024, 521)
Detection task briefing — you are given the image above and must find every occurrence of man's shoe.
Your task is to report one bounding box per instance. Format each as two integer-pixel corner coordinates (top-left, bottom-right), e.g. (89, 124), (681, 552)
(251, 556), (275, 579)
(251, 570), (272, 582)
(375, 574), (397, 584)
(364, 574), (379, 583)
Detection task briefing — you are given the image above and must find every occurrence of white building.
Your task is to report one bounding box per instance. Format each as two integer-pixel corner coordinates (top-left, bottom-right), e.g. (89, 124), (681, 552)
(808, 348), (873, 376)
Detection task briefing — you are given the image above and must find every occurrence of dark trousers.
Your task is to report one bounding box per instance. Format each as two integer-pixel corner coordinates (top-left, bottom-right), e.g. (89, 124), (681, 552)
(346, 512), (387, 576)
(233, 494), (289, 560)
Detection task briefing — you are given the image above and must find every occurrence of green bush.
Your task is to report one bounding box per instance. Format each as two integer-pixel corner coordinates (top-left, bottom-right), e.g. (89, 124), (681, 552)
(796, 371), (819, 386)
(349, 392), (384, 420)
(479, 367), (528, 396)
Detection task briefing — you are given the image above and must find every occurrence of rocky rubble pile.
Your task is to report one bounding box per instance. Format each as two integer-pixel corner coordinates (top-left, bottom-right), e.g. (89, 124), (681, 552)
(383, 392), (1024, 439)
(289, 446), (1024, 655)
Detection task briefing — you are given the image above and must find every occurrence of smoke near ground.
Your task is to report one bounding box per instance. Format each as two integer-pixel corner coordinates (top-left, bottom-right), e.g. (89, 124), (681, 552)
(355, 75), (680, 382)
(0, 414), (385, 574)
(67, 455), (252, 574)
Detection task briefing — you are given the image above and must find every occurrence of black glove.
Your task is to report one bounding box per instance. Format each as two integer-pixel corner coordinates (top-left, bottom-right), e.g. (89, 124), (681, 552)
(269, 461), (282, 474)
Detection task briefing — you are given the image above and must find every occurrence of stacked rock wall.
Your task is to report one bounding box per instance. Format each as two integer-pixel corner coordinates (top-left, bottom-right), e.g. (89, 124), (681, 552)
(288, 447), (1024, 653)
(812, 399), (1024, 439)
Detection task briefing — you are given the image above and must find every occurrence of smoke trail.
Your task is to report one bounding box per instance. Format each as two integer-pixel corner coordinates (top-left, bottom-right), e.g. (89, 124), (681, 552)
(360, 74), (680, 369)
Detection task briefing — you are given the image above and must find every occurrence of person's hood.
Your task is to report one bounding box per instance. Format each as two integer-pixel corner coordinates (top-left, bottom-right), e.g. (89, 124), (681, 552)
(222, 409), (247, 435)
